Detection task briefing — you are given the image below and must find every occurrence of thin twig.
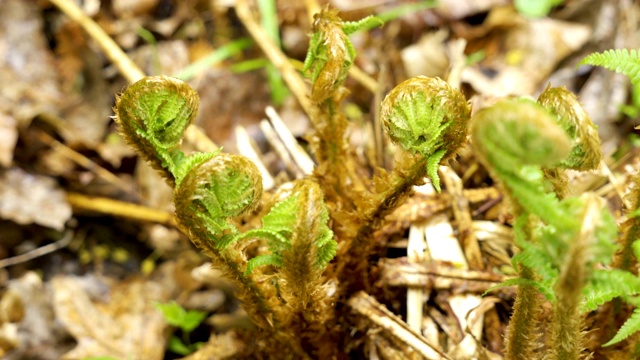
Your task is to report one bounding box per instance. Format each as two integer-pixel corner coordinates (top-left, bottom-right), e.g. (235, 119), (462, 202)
(66, 192), (175, 225)
(49, 0), (144, 83)
(265, 106), (315, 175)
(234, 126), (275, 190)
(440, 166), (483, 270)
(259, 119), (301, 178)
(50, 0), (217, 150)
(600, 159), (632, 209)
(0, 231), (74, 268)
(36, 131), (138, 197)
(348, 291), (451, 359)
(235, 0), (313, 117)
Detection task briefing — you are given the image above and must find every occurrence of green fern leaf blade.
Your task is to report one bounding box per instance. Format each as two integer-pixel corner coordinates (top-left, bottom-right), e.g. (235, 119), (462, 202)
(173, 150), (220, 186)
(236, 228), (290, 249)
(214, 233), (238, 249)
(483, 277), (555, 301)
(245, 254), (283, 275)
(579, 49), (640, 86)
(261, 195), (299, 235)
(512, 248), (557, 285)
(315, 231), (337, 269)
(603, 307), (640, 346)
(342, 15), (383, 34)
(582, 269), (640, 312)
(302, 32), (321, 74)
(426, 148), (446, 192)
(622, 295), (640, 307)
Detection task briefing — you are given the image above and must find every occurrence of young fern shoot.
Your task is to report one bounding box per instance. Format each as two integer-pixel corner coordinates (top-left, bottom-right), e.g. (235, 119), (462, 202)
(537, 86), (601, 172)
(303, 6), (382, 103)
(114, 76), (338, 355)
(380, 76), (470, 192)
(115, 76), (278, 329)
(471, 99), (637, 359)
(472, 99), (571, 359)
(114, 76), (217, 187)
(537, 86), (602, 198)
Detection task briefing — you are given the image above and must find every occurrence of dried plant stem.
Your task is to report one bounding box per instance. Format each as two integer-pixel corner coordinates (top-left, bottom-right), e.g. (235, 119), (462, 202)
(235, 0), (313, 117)
(348, 291), (451, 359)
(66, 192), (174, 225)
(265, 106), (315, 175)
(440, 166), (483, 269)
(0, 231), (74, 269)
(48, 0), (144, 83)
(36, 130), (137, 196)
(50, 0), (216, 150)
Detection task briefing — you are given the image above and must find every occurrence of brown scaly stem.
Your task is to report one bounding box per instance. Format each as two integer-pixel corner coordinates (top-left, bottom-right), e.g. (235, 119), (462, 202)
(505, 265), (542, 360)
(336, 154), (427, 293)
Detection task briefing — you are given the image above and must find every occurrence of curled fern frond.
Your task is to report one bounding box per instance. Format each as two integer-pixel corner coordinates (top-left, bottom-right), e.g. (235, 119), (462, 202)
(537, 86), (601, 171)
(578, 48), (640, 85)
(380, 76), (471, 191)
(114, 76), (199, 185)
(303, 6), (381, 103)
(470, 99), (571, 223)
(174, 153), (263, 249)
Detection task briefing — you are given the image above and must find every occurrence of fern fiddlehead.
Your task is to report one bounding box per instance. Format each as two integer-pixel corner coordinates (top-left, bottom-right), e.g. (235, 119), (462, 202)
(471, 100), (566, 359)
(114, 76), (202, 186)
(303, 6), (381, 103)
(114, 76), (280, 330)
(471, 99), (570, 359)
(536, 86), (602, 198)
(471, 99), (571, 222)
(380, 76), (471, 192)
(238, 180), (337, 313)
(174, 153), (263, 249)
(537, 86), (602, 171)
(115, 76), (339, 351)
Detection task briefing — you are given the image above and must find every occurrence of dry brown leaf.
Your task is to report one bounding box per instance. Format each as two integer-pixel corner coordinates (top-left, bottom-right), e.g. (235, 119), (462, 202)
(112, 0), (159, 17)
(401, 30), (450, 79)
(4, 272), (67, 360)
(52, 275), (172, 360)
(462, 7), (590, 96)
(181, 331), (244, 360)
(0, 168), (72, 231)
(0, 0), (60, 124)
(0, 113), (18, 167)
(130, 41), (190, 78)
(0, 0), (61, 165)
(436, 0), (510, 20)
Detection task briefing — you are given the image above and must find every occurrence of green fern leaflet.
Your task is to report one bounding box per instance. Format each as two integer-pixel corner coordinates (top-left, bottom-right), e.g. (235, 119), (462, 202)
(578, 49), (640, 86)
